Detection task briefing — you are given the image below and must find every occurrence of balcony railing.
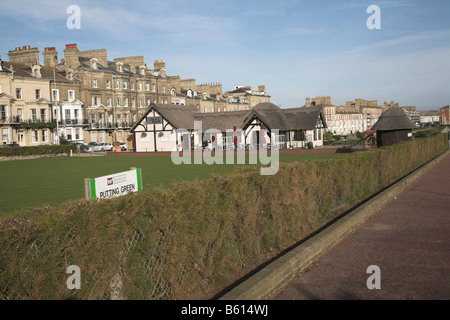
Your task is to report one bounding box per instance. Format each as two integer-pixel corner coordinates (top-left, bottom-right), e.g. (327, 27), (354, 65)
(57, 119), (89, 126)
(0, 116), (22, 124)
(88, 122), (133, 130)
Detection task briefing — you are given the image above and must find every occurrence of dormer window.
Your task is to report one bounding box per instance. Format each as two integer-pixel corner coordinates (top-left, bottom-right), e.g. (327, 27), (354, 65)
(139, 65), (146, 75)
(90, 58), (98, 70)
(171, 88), (176, 96)
(32, 65), (41, 78)
(116, 62), (123, 72)
(187, 89), (192, 98)
(66, 69), (74, 80)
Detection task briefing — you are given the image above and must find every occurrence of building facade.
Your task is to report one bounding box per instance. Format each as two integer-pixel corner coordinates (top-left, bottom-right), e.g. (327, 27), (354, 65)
(440, 106), (450, 125)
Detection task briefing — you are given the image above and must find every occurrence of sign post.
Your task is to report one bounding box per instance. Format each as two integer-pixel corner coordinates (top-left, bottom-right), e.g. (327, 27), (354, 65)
(85, 168), (143, 200)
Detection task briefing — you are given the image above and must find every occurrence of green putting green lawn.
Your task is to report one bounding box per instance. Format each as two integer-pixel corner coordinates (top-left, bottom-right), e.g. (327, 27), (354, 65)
(0, 152), (346, 216)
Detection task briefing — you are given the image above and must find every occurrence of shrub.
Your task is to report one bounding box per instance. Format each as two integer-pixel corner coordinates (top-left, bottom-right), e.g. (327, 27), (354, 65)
(0, 145), (74, 157)
(0, 134), (447, 300)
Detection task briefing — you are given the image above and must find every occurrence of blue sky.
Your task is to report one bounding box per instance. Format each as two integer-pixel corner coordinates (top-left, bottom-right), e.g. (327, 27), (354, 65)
(1, 0), (449, 110)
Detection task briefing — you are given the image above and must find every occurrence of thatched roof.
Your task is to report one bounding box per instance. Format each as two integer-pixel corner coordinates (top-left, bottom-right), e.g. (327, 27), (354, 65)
(371, 107), (415, 131)
(131, 102), (326, 133)
(195, 111), (248, 132)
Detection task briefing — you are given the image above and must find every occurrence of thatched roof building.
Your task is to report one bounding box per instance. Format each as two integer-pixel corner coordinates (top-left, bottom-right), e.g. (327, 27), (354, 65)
(372, 107), (415, 147)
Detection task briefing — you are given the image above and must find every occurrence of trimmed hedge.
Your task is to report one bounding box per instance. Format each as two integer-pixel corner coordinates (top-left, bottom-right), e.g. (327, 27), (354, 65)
(0, 145), (74, 157)
(0, 134), (447, 300)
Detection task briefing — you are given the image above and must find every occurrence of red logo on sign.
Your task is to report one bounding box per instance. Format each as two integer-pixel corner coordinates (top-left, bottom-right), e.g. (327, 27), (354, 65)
(107, 178), (113, 186)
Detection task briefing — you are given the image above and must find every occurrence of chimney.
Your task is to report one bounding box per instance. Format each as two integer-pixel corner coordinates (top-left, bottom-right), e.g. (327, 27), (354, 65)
(305, 97), (311, 107)
(154, 59), (165, 71)
(43, 47), (58, 67)
(8, 45), (40, 67)
(63, 43), (80, 68)
(258, 85), (266, 93)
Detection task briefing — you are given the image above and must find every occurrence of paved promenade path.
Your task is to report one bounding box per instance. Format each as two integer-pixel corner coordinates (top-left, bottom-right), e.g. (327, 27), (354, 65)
(272, 152), (450, 300)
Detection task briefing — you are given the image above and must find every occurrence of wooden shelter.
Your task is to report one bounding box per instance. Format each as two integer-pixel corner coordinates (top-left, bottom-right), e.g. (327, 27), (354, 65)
(371, 107), (416, 147)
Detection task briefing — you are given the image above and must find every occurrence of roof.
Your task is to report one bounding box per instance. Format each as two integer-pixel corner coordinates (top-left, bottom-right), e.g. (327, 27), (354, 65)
(131, 104), (197, 131)
(0, 61), (80, 82)
(371, 107), (416, 131)
(132, 102), (327, 133)
(195, 111), (249, 132)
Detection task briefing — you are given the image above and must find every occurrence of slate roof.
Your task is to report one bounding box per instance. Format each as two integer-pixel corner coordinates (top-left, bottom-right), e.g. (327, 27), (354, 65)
(0, 61), (81, 82)
(371, 107), (416, 131)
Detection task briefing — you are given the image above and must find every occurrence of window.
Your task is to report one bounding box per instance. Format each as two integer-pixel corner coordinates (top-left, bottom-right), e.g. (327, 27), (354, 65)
(65, 109), (71, 120)
(162, 85), (166, 93)
(117, 98), (121, 106)
(139, 99), (143, 108)
(152, 84), (156, 92)
(99, 113), (104, 124)
(131, 82), (134, 91)
(74, 109), (79, 120)
(42, 129), (47, 142)
(16, 88), (22, 99)
(91, 132), (97, 143)
(99, 132), (105, 143)
(132, 99), (136, 107)
(17, 109), (23, 121)
(2, 128), (8, 142)
(52, 89), (59, 102)
(106, 80), (111, 89)
(116, 81), (120, 89)
(107, 97), (112, 107)
(146, 83), (150, 91)
(138, 83), (143, 91)
(0, 84), (2, 94)
(0, 105), (6, 121)
(32, 130), (38, 143)
(92, 96), (100, 106)
(90, 114), (96, 124)
(93, 79), (98, 88)
(68, 90), (75, 102)
(31, 109), (37, 121)
(123, 81), (128, 89)
(293, 130), (305, 141)
(35, 89), (41, 100)
(124, 98), (129, 107)
(146, 99), (150, 106)
(75, 128), (81, 140)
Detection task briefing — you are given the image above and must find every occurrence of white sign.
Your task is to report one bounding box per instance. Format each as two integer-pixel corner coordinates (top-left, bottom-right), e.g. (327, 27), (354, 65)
(86, 168), (143, 200)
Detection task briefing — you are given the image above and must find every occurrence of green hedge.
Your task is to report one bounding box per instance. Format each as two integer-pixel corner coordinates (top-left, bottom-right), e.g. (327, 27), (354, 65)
(0, 145), (74, 157)
(0, 134), (447, 300)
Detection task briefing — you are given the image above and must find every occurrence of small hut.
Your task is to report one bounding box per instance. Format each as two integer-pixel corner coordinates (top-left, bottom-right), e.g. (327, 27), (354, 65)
(371, 107), (416, 147)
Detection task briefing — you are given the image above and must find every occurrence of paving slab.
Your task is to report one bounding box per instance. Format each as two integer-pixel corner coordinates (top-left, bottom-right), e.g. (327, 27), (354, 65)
(271, 152), (450, 300)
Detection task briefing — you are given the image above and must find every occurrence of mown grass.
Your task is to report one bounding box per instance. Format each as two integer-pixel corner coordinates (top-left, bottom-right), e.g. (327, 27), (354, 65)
(0, 152), (344, 216)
